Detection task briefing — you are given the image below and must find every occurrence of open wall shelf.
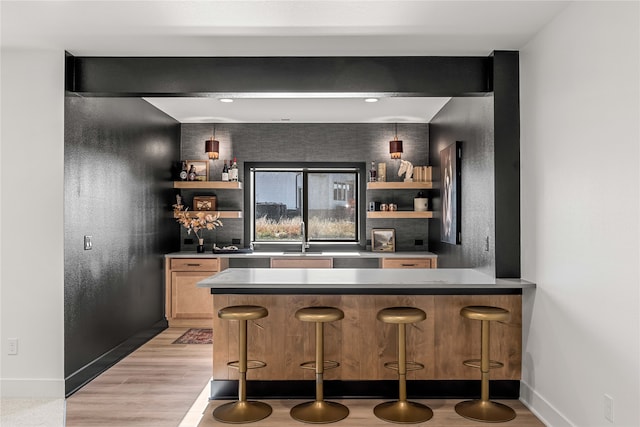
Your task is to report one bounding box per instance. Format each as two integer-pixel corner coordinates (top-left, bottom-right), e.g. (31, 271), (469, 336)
(367, 181), (433, 190)
(174, 181), (243, 190)
(180, 211), (243, 219)
(367, 211), (433, 219)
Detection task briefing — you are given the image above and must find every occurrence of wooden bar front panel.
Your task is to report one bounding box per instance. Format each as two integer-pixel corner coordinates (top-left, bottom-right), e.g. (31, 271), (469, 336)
(212, 294), (521, 381)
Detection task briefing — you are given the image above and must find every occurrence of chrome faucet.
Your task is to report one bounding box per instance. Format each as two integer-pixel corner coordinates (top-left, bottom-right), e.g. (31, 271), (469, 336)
(300, 221), (309, 253)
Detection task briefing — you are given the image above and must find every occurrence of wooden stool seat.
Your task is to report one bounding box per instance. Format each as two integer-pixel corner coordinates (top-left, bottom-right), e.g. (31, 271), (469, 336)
(455, 305), (516, 423)
(290, 306), (349, 424)
(374, 307), (433, 424)
(213, 305), (271, 424)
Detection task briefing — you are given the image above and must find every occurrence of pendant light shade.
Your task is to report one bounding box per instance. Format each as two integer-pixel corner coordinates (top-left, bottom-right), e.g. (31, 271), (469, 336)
(205, 127), (220, 160)
(389, 123), (403, 159)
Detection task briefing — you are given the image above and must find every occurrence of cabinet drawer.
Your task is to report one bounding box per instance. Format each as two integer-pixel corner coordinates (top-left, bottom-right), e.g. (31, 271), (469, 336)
(270, 258), (333, 268)
(381, 258), (432, 269)
(170, 258), (219, 271)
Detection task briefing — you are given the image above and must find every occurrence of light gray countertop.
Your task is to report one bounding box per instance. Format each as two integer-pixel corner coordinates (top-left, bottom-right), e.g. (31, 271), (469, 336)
(197, 267), (535, 295)
(165, 250), (437, 259)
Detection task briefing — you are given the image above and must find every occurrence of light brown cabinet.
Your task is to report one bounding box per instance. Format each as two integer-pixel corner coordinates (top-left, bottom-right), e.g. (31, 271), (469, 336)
(270, 257), (333, 268)
(380, 257), (437, 269)
(165, 257), (228, 327)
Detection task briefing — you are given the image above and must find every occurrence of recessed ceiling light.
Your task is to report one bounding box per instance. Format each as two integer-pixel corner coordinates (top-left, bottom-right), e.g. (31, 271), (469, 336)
(364, 98), (379, 103)
(219, 98), (234, 103)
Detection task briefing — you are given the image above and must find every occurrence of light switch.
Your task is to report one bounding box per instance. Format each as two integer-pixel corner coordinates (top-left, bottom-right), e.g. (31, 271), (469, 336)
(8, 338), (18, 355)
(84, 235), (93, 250)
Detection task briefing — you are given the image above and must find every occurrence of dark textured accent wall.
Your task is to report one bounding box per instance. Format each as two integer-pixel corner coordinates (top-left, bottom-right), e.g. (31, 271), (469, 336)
(179, 123), (429, 252)
(428, 97), (496, 276)
(64, 97), (180, 395)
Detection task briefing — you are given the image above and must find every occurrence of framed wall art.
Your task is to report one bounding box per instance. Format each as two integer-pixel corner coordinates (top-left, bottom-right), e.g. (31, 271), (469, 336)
(185, 160), (209, 181)
(440, 141), (461, 244)
(372, 228), (396, 252)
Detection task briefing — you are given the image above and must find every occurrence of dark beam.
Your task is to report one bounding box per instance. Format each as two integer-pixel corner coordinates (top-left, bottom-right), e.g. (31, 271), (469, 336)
(68, 56), (490, 97)
(491, 51), (521, 278)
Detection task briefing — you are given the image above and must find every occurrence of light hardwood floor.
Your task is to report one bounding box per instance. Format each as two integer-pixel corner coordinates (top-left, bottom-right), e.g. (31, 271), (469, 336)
(66, 328), (546, 427)
(200, 399), (545, 427)
(65, 328), (212, 426)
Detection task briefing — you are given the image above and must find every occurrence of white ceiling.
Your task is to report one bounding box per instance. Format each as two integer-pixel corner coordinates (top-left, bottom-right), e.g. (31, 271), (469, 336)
(143, 97), (452, 123)
(1, 0), (570, 123)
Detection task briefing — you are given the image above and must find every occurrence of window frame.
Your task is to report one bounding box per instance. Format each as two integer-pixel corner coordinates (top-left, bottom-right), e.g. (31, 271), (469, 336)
(244, 162), (366, 249)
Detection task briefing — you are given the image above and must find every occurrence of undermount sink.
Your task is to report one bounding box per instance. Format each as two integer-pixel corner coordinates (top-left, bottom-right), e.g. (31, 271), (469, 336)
(318, 251), (361, 256)
(254, 251), (361, 257)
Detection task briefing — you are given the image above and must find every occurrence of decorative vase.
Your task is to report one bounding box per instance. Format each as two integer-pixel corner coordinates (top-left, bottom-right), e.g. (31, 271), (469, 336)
(196, 238), (205, 253)
(414, 191), (428, 212)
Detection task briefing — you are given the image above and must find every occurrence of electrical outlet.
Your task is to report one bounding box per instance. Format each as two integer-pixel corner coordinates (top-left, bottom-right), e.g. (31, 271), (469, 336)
(414, 239), (424, 246)
(84, 235), (92, 250)
(8, 338), (18, 355)
(184, 238), (194, 245)
(232, 238), (241, 245)
(604, 394), (614, 423)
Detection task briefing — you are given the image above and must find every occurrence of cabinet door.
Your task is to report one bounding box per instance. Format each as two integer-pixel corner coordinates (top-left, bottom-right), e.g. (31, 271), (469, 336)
(381, 258), (432, 269)
(170, 271), (215, 319)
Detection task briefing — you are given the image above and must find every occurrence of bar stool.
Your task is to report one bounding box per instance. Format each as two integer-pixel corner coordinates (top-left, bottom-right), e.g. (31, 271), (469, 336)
(374, 307), (433, 424)
(290, 306), (349, 424)
(213, 305), (272, 424)
(455, 305), (516, 423)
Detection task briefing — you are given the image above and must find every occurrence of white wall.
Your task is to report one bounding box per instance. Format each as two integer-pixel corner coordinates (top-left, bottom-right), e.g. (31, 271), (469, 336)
(0, 49), (65, 398)
(520, 2), (639, 426)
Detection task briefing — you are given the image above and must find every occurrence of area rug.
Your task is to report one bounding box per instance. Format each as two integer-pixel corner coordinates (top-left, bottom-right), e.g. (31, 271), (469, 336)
(172, 328), (213, 344)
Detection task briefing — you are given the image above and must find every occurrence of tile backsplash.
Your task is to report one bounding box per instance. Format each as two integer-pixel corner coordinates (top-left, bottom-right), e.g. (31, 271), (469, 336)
(178, 123), (430, 251)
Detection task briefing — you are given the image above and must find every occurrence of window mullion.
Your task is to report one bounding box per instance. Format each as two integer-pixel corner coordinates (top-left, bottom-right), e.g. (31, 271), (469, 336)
(302, 171), (309, 242)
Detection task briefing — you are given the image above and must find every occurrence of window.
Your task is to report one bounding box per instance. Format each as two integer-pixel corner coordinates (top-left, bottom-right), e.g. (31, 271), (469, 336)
(247, 163), (364, 245)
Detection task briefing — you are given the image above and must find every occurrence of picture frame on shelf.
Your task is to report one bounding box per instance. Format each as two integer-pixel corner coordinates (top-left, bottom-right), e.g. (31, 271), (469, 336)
(185, 160), (209, 181)
(372, 228), (396, 252)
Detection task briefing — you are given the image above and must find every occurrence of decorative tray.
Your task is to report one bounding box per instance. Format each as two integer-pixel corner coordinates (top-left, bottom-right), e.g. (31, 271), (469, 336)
(213, 248), (254, 254)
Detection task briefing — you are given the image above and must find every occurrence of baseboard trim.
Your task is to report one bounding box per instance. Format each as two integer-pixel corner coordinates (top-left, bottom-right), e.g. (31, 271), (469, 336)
(64, 319), (168, 397)
(168, 318), (212, 328)
(520, 380), (575, 427)
(0, 378), (65, 398)
(210, 379), (520, 400)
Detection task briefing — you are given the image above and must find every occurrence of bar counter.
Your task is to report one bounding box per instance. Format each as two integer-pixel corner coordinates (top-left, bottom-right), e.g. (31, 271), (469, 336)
(198, 267), (534, 294)
(197, 268), (535, 400)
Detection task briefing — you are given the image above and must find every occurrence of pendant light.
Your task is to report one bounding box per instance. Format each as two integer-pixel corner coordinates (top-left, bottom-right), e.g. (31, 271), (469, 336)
(389, 123), (403, 159)
(205, 126), (220, 160)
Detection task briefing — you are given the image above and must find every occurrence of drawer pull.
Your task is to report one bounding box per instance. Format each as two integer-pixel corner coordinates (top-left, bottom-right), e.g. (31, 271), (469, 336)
(186, 263), (201, 267)
(401, 263), (417, 267)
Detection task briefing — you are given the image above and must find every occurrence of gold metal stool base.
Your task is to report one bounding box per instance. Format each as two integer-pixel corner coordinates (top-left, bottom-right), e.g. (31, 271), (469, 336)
(213, 400), (273, 424)
(290, 400), (350, 424)
(455, 399), (516, 423)
(374, 400), (434, 424)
